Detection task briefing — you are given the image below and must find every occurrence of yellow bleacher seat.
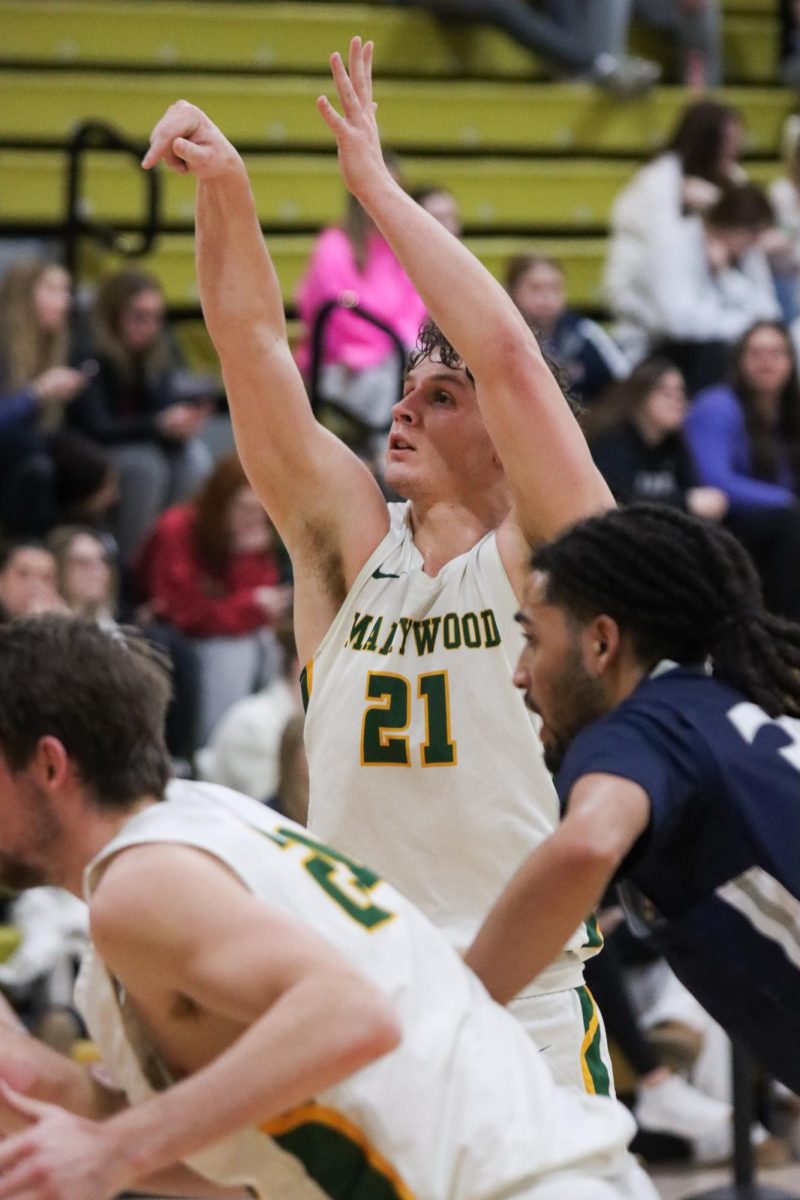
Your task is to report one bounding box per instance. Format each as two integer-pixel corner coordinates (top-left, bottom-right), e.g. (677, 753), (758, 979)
(0, 926), (21, 964)
(0, 68), (793, 154)
(83, 230), (609, 308)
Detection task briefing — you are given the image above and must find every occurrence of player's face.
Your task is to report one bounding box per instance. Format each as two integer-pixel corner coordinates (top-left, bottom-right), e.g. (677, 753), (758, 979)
(0, 752), (59, 891)
(386, 355), (498, 500)
(514, 572), (607, 773)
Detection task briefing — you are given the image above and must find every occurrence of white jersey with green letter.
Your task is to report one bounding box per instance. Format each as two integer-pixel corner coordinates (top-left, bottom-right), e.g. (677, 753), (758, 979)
(305, 503), (597, 992)
(75, 781), (642, 1200)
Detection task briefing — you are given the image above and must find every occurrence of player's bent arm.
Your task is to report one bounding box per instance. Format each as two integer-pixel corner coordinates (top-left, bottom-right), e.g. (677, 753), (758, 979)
(320, 41), (612, 546)
(465, 774), (650, 1004)
(79, 845), (402, 1190)
(144, 103), (389, 596)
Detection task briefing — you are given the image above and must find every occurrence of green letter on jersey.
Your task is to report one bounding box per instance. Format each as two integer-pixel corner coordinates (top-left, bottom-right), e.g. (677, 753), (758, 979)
(268, 826), (395, 930)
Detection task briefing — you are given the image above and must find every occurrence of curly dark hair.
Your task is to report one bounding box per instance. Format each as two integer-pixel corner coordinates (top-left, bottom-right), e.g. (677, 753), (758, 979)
(533, 504), (800, 717)
(406, 318), (581, 418)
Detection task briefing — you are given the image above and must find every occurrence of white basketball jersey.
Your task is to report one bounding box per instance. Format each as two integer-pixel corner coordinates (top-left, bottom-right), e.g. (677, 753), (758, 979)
(76, 781), (634, 1200)
(306, 503), (595, 991)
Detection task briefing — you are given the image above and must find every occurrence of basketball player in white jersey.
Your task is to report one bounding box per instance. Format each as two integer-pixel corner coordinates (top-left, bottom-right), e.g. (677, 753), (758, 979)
(0, 618), (656, 1200)
(141, 39), (614, 1092)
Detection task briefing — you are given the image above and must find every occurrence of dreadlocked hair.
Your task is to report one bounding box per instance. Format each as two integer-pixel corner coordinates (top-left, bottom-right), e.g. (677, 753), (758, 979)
(406, 319), (582, 418)
(533, 503), (800, 718)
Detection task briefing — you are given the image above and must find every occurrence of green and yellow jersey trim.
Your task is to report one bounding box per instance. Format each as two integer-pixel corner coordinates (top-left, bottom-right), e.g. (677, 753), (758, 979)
(262, 1101), (417, 1200)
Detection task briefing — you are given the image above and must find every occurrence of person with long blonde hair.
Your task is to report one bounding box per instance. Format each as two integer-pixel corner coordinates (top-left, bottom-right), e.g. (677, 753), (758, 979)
(69, 268), (214, 563)
(0, 259), (114, 537)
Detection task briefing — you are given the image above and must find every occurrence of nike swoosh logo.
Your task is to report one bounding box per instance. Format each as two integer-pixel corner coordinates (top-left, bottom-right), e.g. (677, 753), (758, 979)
(372, 567), (401, 579)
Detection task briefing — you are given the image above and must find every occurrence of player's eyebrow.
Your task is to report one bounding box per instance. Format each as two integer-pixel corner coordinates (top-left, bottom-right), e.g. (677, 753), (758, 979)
(403, 369), (468, 388)
(514, 610), (532, 629)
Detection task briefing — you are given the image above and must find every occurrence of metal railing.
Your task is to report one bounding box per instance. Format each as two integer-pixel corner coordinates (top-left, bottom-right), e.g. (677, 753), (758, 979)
(64, 119), (161, 278)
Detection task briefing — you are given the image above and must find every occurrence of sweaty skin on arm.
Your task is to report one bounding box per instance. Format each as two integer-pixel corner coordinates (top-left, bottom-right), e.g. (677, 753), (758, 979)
(317, 39), (613, 571)
(142, 104), (390, 663)
(0, 844), (400, 1200)
(464, 774), (651, 1004)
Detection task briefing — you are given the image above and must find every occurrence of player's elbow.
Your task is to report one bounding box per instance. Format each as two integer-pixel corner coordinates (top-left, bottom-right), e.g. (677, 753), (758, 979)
(352, 990), (403, 1062)
(333, 979), (403, 1073)
(559, 822), (629, 881)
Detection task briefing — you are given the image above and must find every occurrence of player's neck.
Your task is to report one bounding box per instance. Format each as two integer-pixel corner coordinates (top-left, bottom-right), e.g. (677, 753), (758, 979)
(408, 496), (507, 576)
(58, 793), (159, 897)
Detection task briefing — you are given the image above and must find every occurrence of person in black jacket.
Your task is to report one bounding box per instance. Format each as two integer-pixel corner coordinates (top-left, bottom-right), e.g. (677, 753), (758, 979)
(586, 356), (728, 521)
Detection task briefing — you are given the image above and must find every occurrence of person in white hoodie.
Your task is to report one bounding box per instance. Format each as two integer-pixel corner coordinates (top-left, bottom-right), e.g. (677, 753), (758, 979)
(606, 182), (778, 393)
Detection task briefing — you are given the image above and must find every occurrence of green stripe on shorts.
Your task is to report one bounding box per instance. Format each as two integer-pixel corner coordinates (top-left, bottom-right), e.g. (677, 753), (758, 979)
(577, 985), (611, 1097)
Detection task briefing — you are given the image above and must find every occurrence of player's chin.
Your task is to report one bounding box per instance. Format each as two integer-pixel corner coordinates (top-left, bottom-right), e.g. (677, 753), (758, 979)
(384, 458), (414, 495)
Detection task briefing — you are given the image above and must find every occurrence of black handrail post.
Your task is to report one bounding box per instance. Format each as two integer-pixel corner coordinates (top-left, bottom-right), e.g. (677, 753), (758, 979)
(63, 119), (161, 287)
(308, 294), (408, 428)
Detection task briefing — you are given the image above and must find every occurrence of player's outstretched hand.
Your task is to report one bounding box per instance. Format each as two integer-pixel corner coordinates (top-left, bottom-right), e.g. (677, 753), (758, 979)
(317, 37), (388, 200)
(142, 100), (242, 181)
(0, 1084), (126, 1200)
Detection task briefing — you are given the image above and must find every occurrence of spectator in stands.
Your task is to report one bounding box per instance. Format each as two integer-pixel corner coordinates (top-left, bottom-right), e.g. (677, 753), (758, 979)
(47, 525), (117, 627)
(585, 357), (728, 520)
(686, 320), (800, 622)
(69, 269), (214, 565)
(0, 260), (115, 539)
(608, 183), (779, 393)
(625, 1), (722, 88)
(387, 0), (660, 94)
(47, 523), (198, 767)
(196, 618), (302, 802)
(779, 0), (800, 85)
(296, 162), (427, 461)
(0, 541), (65, 621)
(605, 101), (749, 363)
(411, 185), (463, 238)
(505, 253), (629, 406)
(134, 453), (292, 744)
(768, 115), (800, 323)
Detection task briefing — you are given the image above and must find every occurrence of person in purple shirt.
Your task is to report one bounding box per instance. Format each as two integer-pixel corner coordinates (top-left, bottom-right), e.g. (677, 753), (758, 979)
(686, 319), (800, 620)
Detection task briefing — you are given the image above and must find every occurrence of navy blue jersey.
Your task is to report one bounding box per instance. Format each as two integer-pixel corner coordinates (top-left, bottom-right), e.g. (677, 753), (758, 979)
(556, 665), (800, 1090)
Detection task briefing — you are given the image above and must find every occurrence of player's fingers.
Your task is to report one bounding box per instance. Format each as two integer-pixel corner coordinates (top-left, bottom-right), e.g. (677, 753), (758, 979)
(0, 1085), (49, 1123)
(0, 1160), (43, 1200)
(363, 41), (376, 106)
(316, 94), (346, 136)
(348, 36), (369, 106)
(143, 101), (201, 170)
(330, 50), (360, 120)
(172, 136), (212, 174)
(0, 1131), (29, 1175)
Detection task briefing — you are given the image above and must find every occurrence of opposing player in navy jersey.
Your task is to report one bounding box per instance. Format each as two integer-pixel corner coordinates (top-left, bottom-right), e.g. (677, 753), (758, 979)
(466, 503), (800, 1093)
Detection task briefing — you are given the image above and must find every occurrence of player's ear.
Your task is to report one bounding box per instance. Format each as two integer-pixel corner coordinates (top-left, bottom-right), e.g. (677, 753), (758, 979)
(585, 614), (620, 676)
(31, 735), (70, 790)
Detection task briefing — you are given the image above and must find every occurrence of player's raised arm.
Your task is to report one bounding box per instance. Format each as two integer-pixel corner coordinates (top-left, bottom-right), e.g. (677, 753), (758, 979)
(465, 774), (649, 1003)
(142, 103), (389, 656)
(318, 39), (612, 550)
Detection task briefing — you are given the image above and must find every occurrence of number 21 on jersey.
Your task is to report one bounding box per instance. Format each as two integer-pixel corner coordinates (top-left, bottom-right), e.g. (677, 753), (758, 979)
(361, 670), (457, 767)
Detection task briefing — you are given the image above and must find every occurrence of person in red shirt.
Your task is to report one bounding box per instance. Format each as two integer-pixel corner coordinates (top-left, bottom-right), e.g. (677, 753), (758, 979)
(135, 453), (292, 742)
